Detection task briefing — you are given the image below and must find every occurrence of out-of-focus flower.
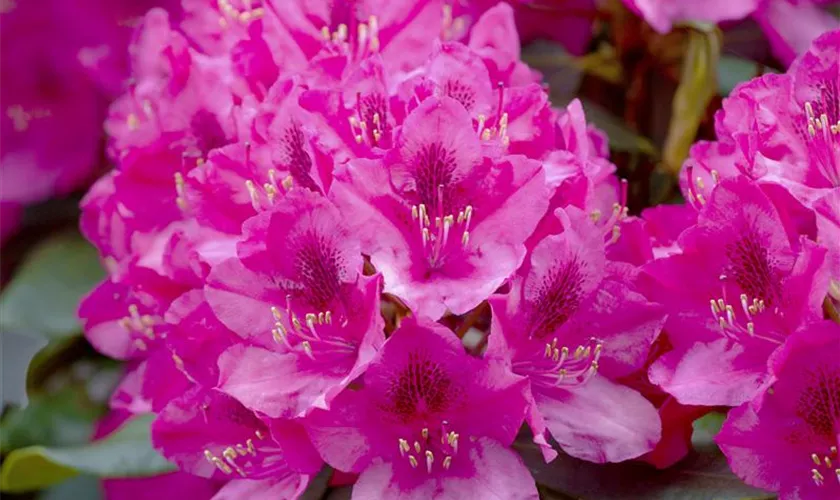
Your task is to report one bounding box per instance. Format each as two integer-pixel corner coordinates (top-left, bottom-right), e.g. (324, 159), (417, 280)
(622, 0), (839, 65)
(716, 320), (840, 499)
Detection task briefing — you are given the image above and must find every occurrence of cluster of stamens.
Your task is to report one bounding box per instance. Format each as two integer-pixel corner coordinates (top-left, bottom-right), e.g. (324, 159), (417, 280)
(217, 0), (264, 26)
(410, 186), (473, 266)
(440, 5), (467, 40)
(320, 15), (380, 59)
(397, 422), (461, 473)
(268, 295), (352, 360)
(117, 304), (157, 351)
(241, 143), (294, 211)
(203, 429), (266, 477)
(809, 445), (840, 486)
(349, 110), (384, 146)
(804, 101), (840, 187)
(709, 289), (783, 345)
(685, 166), (721, 209)
(542, 337), (602, 386)
(589, 178), (630, 244)
(6, 105), (50, 132)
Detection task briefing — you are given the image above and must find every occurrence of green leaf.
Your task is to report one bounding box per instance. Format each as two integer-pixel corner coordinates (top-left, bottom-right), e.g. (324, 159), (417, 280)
(717, 56), (778, 96)
(0, 230), (104, 340)
(662, 27), (721, 175)
(691, 411), (727, 451)
(579, 100), (658, 156)
(518, 437), (773, 499)
(38, 475), (103, 500)
(0, 414), (175, 493)
(0, 384), (104, 454)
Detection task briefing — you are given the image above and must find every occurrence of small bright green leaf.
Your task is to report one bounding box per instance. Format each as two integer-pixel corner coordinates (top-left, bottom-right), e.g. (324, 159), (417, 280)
(691, 411), (727, 450)
(663, 27), (722, 175)
(0, 231), (104, 340)
(718, 56), (778, 96)
(0, 414), (175, 492)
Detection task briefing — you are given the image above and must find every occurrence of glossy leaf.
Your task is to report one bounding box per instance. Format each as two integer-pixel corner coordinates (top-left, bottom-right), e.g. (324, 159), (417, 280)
(0, 414), (175, 493)
(0, 231), (104, 339)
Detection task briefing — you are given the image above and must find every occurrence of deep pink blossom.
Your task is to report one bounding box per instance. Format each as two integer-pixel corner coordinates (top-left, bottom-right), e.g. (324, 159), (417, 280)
(642, 176), (829, 407)
(152, 388), (322, 497)
(332, 96), (549, 319)
(206, 190), (384, 418)
(306, 317), (537, 499)
(487, 206), (665, 463)
(716, 320), (840, 499)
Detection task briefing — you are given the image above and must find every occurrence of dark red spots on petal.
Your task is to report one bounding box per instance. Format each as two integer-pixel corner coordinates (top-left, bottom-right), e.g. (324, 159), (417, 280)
(443, 80), (476, 112)
(796, 367), (840, 439)
(414, 143), (457, 210)
(291, 233), (347, 309)
(725, 232), (783, 306)
(278, 123), (320, 192)
(384, 352), (458, 422)
(528, 258), (588, 339)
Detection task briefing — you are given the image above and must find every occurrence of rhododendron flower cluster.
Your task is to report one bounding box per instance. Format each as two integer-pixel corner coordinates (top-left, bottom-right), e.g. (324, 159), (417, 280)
(76, 0), (840, 498)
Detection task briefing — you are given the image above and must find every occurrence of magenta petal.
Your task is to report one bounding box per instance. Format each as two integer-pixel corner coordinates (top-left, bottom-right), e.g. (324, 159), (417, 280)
(211, 475), (309, 500)
(649, 338), (774, 406)
(352, 438), (538, 500)
(533, 375), (661, 463)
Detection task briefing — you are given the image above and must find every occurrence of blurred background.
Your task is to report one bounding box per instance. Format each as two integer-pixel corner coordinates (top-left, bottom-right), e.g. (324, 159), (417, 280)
(1, 0), (838, 498)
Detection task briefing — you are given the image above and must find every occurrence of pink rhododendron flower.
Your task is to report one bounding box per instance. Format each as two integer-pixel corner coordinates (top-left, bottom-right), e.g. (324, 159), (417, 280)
(306, 317), (538, 499)
(488, 206), (665, 463)
(716, 320), (840, 499)
(153, 388), (323, 497)
(206, 190), (385, 418)
(332, 96), (549, 319)
(642, 176), (829, 407)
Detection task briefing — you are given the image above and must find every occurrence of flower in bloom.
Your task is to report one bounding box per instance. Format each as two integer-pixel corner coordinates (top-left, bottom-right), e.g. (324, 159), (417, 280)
(642, 176), (829, 407)
(153, 388), (323, 497)
(716, 320), (840, 499)
(487, 206), (665, 463)
(622, 0), (838, 65)
(306, 317), (538, 499)
(684, 29), (840, 303)
(332, 96), (549, 319)
(206, 189), (384, 418)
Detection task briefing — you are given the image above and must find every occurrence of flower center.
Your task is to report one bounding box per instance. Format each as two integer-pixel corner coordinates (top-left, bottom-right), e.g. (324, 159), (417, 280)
(514, 337), (601, 388)
(348, 91), (390, 146)
(203, 428), (266, 477)
(118, 303), (160, 352)
(395, 421), (462, 474)
(217, 0), (264, 24)
(805, 101), (840, 187)
(409, 193), (473, 268)
(807, 445), (840, 487)
(268, 295), (356, 361)
(320, 14), (381, 60)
